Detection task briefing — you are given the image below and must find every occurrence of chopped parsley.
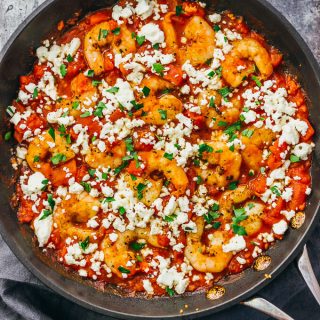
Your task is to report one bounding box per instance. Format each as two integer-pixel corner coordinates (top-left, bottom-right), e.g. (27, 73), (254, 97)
(196, 176), (203, 185)
(158, 109), (167, 120)
(175, 5), (183, 16)
(129, 242), (146, 251)
(270, 185), (281, 196)
(60, 64), (67, 77)
(164, 152), (173, 160)
(33, 155), (40, 162)
(118, 207), (126, 215)
(107, 86), (119, 93)
(242, 128), (254, 138)
(47, 194), (55, 211)
(72, 101), (80, 109)
(112, 27), (121, 35)
(39, 209), (52, 220)
(224, 121), (241, 142)
(81, 181), (91, 193)
(136, 35), (145, 46)
(32, 87), (38, 99)
(137, 183), (147, 200)
(198, 143), (213, 157)
(218, 87), (232, 102)
(118, 266), (131, 274)
(290, 154), (300, 163)
(79, 236), (90, 251)
(131, 100), (144, 111)
(87, 70), (95, 77)
(66, 54), (73, 62)
(218, 121), (227, 127)
(92, 80), (102, 87)
(80, 111), (91, 118)
(51, 153), (66, 165)
(164, 214), (177, 222)
(209, 97), (215, 107)
(4, 131), (12, 141)
(153, 63), (165, 76)
(93, 101), (106, 118)
(231, 207), (248, 235)
(203, 205), (220, 225)
(252, 75), (262, 87)
(228, 181), (238, 190)
(166, 286), (175, 296)
(213, 25), (221, 32)
(142, 86), (150, 97)
(98, 28), (108, 40)
(48, 127), (55, 141)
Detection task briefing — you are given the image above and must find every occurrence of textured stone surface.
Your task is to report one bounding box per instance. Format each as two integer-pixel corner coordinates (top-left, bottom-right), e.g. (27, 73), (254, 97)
(1, 0), (320, 62)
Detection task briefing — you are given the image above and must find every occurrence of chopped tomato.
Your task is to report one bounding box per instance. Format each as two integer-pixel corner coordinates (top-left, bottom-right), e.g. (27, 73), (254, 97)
(287, 165), (310, 184)
(288, 182), (308, 211)
(164, 64), (184, 86)
(33, 64), (47, 80)
(50, 159), (77, 187)
(267, 140), (287, 170)
(66, 55), (86, 78)
(88, 11), (110, 25)
(261, 198), (284, 226)
(17, 201), (35, 223)
(76, 115), (102, 136)
(104, 54), (114, 71)
(270, 47), (283, 68)
(157, 234), (170, 247)
(70, 72), (96, 96)
(185, 111), (205, 128)
(109, 109), (125, 122)
(299, 119), (314, 142)
(126, 160), (144, 177)
(182, 2), (205, 17)
(75, 164), (89, 182)
(249, 174), (267, 194)
(19, 74), (34, 86)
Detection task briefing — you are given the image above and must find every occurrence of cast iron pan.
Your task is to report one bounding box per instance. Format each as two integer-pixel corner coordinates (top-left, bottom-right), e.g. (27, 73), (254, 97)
(0, 0), (319, 318)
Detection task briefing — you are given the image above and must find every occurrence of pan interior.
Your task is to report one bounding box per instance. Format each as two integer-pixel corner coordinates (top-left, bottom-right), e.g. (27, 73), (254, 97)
(0, 0), (319, 318)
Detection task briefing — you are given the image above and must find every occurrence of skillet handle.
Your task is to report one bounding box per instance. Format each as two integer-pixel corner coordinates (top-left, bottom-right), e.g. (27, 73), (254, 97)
(297, 244), (320, 305)
(241, 297), (294, 320)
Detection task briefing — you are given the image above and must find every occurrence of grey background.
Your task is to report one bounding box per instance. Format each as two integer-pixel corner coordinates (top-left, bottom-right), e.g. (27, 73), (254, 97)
(0, 0), (319, 319)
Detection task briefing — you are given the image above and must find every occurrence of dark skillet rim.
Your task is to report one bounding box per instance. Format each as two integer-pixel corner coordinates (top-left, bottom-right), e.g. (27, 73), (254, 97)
(0, 0), (320, 319)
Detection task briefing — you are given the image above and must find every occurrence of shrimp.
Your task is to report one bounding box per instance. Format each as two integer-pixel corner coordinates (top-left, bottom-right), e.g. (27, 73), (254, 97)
(139, 150), (189, 197)
(222, 38), (273, 87)
(85, 141), (126, 169)
(141, 95), (183, 125)
(102, 227), (166, 277)
(240, 127), (276, 172)
(180, 16), (215, 66)
(162, 13), (179, 55)
(138, 76), (182, 125)
(124, 173), (163, 207)
(26, 130), (75, 174)
(53, 192), (101, 241)
(84, 21), (136, 75)
(219, 185), (253, 220)
(140, 76), (174, 96)
(198, 140), (242, 188)
(198, 90), (242, 129)
(162, 14), (215, 66)
(185, 217), (233, 273)
(239, 201), (264, 236)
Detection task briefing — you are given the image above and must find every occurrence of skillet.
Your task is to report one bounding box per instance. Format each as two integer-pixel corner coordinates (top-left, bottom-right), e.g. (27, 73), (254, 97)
(0, 0), (320, 318)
